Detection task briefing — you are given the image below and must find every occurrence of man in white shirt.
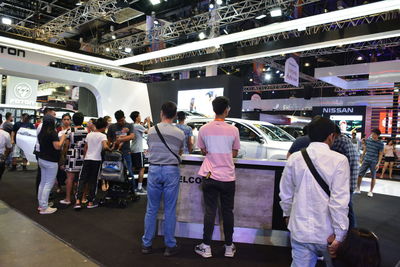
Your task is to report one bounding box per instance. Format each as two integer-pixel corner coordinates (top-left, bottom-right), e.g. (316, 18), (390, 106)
(279, 117), (350, 267)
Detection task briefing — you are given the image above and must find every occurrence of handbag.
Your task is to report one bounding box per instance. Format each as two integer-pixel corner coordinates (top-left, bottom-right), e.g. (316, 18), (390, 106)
(301, 148), (331, 197)
(154, 124), (181, 164)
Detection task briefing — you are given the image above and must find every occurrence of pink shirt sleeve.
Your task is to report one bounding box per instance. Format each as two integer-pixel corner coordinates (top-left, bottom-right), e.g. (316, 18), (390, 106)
(197, 128), (205, 149)
(232, 127), (240, 150)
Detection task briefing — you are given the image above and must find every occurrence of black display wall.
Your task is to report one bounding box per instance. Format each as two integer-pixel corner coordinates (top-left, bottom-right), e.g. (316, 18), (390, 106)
(147, 75), (243, 122)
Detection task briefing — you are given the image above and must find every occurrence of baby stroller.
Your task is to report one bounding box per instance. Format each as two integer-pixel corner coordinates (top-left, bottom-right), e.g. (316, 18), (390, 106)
(99, 150), (139, 208)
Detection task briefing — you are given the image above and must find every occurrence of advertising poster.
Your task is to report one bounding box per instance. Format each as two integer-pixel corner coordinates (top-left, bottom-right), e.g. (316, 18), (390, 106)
(177, 88), (224, 117)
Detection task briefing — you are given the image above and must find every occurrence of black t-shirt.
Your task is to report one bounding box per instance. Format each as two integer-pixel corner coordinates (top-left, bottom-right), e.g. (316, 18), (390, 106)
(107, 122), (133, 154)
(38, 131), (60, 162)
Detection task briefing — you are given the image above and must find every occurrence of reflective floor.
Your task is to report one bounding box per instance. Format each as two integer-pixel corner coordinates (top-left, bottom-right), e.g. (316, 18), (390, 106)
(359, 178), (400, 197)
(0, 201), (98, 267)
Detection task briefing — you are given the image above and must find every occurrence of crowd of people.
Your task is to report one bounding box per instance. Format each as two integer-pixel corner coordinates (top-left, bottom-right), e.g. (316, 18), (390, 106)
(0, 98), (383, 266)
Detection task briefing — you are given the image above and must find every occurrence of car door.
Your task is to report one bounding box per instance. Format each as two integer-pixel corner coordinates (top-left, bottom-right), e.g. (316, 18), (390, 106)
(227, 121), (266, 159)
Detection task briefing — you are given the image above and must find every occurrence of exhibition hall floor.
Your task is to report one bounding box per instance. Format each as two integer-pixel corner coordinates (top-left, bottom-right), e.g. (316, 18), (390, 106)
(0, 168), (399, 267)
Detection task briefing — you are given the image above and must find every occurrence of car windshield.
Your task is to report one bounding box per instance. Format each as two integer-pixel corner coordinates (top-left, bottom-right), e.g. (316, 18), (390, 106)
(254, 124), (295, 142)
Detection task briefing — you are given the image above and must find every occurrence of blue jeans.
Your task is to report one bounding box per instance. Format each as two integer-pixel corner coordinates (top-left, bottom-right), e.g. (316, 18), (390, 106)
(291, 238), (333, 267)
(359, 160), (377, 178)
(142, 165), (180, 248)
(123, 152), (136, 187)
(37, 159), (58, 209)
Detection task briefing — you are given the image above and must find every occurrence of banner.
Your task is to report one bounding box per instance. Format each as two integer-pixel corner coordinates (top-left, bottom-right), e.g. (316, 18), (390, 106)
(284, 57), (299, 87)
(6, 76), (38, 108)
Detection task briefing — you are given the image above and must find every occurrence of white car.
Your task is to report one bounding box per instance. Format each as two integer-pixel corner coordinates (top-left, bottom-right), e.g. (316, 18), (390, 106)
(187, 118), (294, 160)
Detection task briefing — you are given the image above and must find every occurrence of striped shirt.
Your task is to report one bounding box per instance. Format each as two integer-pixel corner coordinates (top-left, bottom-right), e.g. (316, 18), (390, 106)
(197, 120), (240, 182)
(332, 134), (360, 192)
(147, 123), (184, 165)
(364, 137), (384, 163)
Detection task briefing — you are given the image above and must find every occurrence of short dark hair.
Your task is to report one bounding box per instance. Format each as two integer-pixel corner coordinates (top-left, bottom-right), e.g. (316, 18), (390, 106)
(308, 117), (335, 142)
(336, 228), (380, 267)
(177, 111), (186, 121)
(5, 112), (12, 120)
(62, 113), (71, 120)
(115, 110), (125, 121)
(212, 96), (230, 115)
(95, 117), (108, 130)
(22, 113), (30, 120)
(371, 128), (381, 136)
(43, 107), (54, 115)
(302, 125), (309, 135)
(72, 112), (84, 126)
(130, 111), (140, 122)
(161, 102), (177, 119)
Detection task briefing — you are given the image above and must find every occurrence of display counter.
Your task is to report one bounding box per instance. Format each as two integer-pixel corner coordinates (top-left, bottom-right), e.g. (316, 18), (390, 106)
(157, 155), (289, 247)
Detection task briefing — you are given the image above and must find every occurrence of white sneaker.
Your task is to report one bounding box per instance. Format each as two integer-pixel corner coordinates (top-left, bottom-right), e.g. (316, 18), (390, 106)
(39, 207), (57, 214)
(367, 191), (373, 197)
(224, 243), (236, 258)
(59, 199), (71, 205)
(354, 189), (361, 194)
(194, 243), (212, 258)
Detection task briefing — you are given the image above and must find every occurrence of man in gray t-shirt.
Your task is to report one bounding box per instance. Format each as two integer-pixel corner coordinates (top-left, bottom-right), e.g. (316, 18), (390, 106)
(1, 112), (13, 134)
(130, 111), (151, 195)
(142, 102), (184, 256)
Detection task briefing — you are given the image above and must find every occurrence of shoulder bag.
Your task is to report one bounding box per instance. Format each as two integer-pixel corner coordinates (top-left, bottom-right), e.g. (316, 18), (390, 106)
(301, 148), (331, 197)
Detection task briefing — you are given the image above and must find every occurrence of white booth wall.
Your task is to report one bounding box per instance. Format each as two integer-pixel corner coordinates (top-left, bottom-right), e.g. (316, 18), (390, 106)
(0, 56), (152, 119)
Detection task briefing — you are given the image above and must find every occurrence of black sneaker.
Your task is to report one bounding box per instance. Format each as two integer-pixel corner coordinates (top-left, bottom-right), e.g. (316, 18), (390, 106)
(141, 245), (153, 254)
(164, 245), (180, 257)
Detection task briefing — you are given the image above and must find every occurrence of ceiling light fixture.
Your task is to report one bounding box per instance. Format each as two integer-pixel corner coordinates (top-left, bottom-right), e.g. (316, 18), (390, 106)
(209, 4), (214, 9)
(199, 32), (206, 40)
(1, 18), (12, 25)
(216, 0), (223, 5)
(276, 70), (280, 74)
(149, 0), (161, 5)
(270, 7), (282, 17)
(154, 20), (159, 25)
(304, 62), (310, 67)
(116, 0), (400, 66)
(105, 47), (111, 52)
(111, 34), (116, 40)
(265, 73), (272, 80)
(76, 1), (83, 6)
(124, 47), (132, 53)
(255, 14), (267, 20)
(357, 56), (363, 61)
(223, 29), (228, 35)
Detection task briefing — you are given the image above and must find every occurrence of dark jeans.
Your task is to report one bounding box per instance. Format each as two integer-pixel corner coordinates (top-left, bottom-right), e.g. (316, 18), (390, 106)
(0, 162), (5, 181)
(76, 160), (101, 202)
(36, 155), (41, 195)
(202, 178), (235, 246)
(349, 192), (356, 229)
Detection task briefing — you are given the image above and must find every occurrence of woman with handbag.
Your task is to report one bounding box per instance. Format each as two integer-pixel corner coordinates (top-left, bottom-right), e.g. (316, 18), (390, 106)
(380, 139), (396, 179)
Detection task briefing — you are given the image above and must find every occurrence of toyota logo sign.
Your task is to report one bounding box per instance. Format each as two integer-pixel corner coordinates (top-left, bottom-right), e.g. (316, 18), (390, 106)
(14, 83), (32, 99)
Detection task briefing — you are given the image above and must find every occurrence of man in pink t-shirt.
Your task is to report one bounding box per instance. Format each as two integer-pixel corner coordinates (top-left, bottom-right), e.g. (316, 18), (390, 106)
(194, 96), (240, 259)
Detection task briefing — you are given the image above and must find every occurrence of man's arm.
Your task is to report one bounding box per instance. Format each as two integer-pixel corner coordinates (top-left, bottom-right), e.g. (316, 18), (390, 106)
(10, 131), (15, 144)
(376, 151), (383, 170)
(328, 157), (350, 248)
(187, 128), (193, 153)
(279, 157), (295, 220)
(102, 140), (112, 151)
(118, 132), (135, 142)
(360, 144), (367, 163)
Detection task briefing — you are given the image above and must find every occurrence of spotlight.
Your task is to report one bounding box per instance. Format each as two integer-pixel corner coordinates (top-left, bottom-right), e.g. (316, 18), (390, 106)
(150, 0), (161, 5)
(1, 17), (12, 25)
(172, 78), (175, 81)
(267, 67), (271, 71)
(124, 47), (132, 53)
(209, 4), (214, 9)
(270, 8), (282, 17)
(105, 47), (111, 52)
(111, 34), (116, 40)
(197, 75), (201, 78)
(304, 62), (310, 67)
(262, 68), (266, 72)
(280, 73), (284, 77)
(76, 1), (83, 6)
(265, 73), (272, 80)
(214, 44), (221, 49)
(276, 70), (280, 74)
(198, 32), (206, 40)
(154, 20), (159, 25)
(249, 78), (253, 82)
(223, 29), (229, 35)
(255, 14), (267, 20)
(357, 56), (363, 61)
(394, 88), (399, 93)
(216, 0), (223, 5)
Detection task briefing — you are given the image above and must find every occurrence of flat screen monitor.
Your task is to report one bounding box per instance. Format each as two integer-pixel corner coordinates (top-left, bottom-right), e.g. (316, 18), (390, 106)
(177, 88), (224, 117)
(330, 115), (363, 134)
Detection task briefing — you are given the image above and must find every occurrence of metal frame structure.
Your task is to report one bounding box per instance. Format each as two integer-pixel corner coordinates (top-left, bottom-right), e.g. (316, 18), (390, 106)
(243, 81), (332, 92)
(139, 10), (399, 65)
(98, 0), (320, 58)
